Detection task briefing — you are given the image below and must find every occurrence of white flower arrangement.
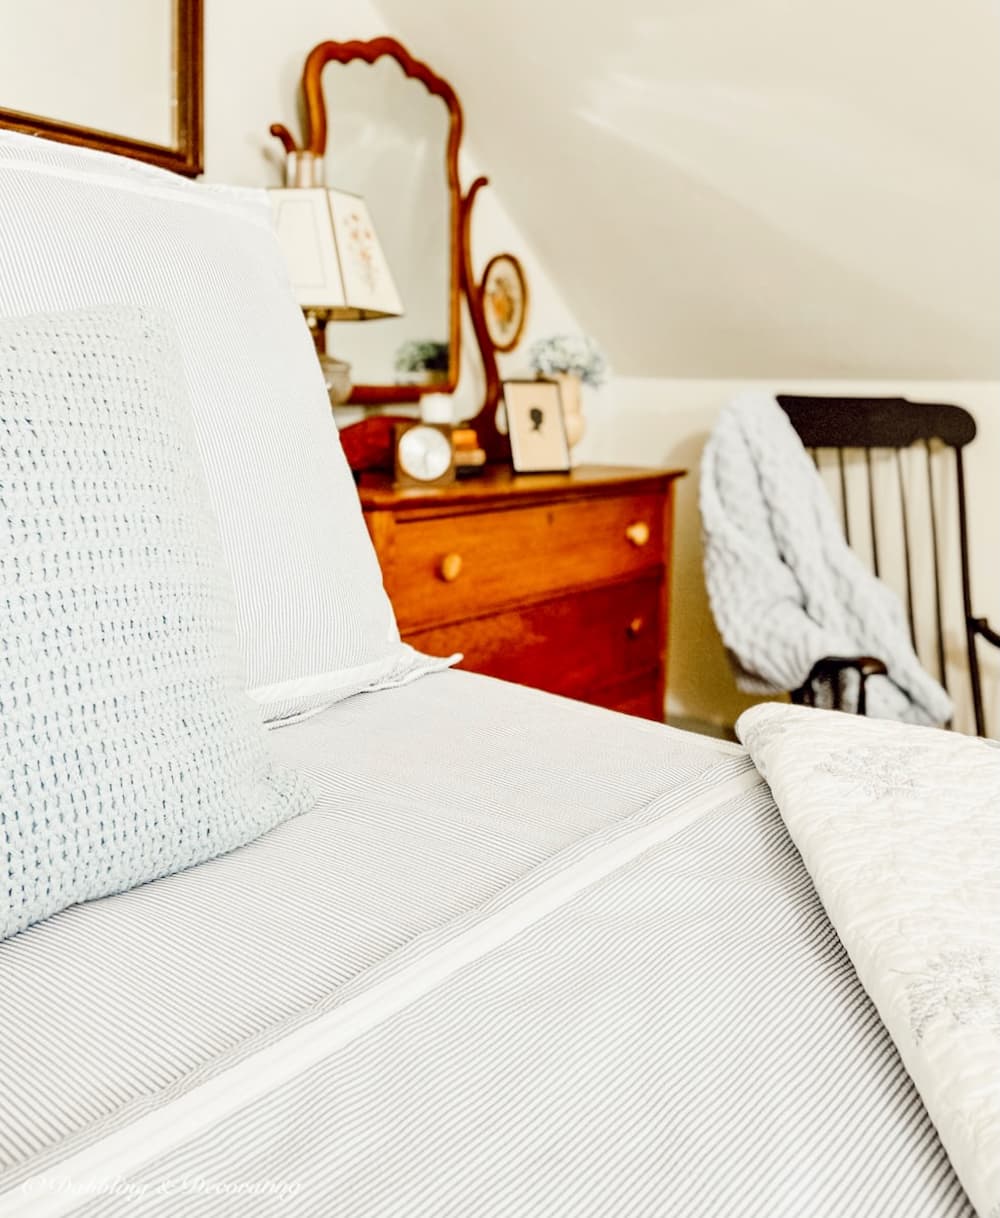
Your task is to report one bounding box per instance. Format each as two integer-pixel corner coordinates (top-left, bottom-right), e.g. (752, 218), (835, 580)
(528, 334), (608, 389)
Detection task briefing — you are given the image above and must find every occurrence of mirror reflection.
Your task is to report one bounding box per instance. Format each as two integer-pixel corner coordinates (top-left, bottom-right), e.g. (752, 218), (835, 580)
(320, 58), (452, 389)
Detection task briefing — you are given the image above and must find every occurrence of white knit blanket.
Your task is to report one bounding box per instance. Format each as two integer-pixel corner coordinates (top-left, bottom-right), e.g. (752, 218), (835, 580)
(700, 391), (953, 726)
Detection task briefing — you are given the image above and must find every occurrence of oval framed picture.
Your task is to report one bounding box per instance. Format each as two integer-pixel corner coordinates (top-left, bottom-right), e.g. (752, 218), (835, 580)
(481, 253), (529, 353)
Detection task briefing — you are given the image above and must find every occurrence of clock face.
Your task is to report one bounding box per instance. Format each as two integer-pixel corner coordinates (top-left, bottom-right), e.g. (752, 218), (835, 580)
(398, 425), (452, 481)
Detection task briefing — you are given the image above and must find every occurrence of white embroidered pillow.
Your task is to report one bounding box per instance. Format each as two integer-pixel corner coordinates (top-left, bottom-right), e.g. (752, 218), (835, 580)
(0, 305), (314, 941)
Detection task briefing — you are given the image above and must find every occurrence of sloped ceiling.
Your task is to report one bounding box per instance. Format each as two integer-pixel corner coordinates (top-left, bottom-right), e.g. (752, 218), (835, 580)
(379, 0), (1000, 379)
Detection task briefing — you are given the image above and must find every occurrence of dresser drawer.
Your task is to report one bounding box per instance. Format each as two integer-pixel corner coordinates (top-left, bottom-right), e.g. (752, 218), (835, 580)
(588, 672), (664, 721)
(382, 491), (666, 631)
(406, 573), (663, 700)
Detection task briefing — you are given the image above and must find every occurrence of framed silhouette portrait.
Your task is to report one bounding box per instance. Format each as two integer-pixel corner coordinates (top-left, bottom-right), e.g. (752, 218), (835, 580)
(503, 380), (570, 474)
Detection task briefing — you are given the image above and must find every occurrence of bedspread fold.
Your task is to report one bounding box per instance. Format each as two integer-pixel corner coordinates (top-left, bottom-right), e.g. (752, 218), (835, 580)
(739, 703), (1000, 1218)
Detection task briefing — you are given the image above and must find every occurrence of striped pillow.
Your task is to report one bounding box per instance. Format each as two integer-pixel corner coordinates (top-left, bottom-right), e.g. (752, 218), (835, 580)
(0, 132), (452, 723)
(0, 305), (315, 941)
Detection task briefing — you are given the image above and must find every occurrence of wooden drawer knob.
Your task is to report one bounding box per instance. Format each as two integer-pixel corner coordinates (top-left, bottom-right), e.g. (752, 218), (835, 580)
(438, 552), (464, 582)
(627, 616), (646, 638)
(625, 521), (650, 547)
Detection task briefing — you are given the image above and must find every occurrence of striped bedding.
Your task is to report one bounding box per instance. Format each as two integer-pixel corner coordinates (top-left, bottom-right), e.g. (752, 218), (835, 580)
(0, 672), (973, 1216)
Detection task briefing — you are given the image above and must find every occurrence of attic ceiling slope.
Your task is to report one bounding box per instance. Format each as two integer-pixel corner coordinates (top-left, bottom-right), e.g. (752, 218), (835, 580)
(380, 0), (1000, 380)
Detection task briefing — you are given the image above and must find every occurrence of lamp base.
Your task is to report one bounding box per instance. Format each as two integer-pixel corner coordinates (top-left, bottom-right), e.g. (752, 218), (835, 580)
(319, 354), (353, 406)
(306, 311), (353, 406)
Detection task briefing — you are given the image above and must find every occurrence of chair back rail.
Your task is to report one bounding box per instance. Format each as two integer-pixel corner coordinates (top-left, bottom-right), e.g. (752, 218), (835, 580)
(776, 394), (987, 734)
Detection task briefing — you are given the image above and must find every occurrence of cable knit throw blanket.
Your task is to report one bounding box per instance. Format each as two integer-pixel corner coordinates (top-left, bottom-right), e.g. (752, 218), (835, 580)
(700, 392), (953, 726)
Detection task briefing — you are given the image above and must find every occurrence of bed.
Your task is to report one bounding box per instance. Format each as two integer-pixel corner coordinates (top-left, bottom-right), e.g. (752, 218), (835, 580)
(2, 675), (996, 1216)
(0, 131), (997, 1217)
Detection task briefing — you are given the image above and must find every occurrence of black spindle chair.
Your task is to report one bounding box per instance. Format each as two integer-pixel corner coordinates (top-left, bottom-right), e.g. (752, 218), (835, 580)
(776, 395), (999, 736)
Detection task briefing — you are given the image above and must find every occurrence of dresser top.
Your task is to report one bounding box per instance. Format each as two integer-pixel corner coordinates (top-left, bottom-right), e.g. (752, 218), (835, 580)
(357, 463), (686, 512)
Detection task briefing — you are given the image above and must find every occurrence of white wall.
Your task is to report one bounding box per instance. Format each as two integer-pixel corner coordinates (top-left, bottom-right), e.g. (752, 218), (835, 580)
(380, 0), (1000, 382)
(202, 0), (385, 185)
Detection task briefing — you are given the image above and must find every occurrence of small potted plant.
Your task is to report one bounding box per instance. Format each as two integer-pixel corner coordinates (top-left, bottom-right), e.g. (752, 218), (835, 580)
(394, 339), (451, 387)
(527, 334), (608, 447)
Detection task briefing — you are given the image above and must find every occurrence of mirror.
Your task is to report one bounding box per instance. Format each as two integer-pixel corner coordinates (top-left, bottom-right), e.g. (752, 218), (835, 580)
(320, 59), (452, 393)
(272, 39), (463, 408)
(0, 0), (202, 176)
(272, 39), (509, 459)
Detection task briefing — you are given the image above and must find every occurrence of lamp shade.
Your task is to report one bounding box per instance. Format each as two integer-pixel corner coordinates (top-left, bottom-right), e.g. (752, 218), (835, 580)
(269, 187), (403, 320)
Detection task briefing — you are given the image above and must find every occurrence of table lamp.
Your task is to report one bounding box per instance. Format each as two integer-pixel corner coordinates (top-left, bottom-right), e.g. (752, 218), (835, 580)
(269, 178), (404, 404)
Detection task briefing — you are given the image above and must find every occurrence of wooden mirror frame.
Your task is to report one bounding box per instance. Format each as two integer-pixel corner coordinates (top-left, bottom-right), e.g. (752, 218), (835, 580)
(0, 0), (203, 177)
(271, 37), (505, 456)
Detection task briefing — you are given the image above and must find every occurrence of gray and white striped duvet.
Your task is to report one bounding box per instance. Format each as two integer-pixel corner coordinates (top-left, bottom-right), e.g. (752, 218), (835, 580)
(0, 673), (972, 1215)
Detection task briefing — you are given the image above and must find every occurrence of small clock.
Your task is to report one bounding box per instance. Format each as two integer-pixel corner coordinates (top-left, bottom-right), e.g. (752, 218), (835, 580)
(394, 422), (455, 487)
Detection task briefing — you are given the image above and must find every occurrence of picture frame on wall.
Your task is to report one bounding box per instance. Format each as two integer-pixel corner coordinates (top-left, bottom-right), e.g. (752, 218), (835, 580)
(481, 253), (529, 353)
(0, 0), (203, 176)
(503, 380), (571, 474)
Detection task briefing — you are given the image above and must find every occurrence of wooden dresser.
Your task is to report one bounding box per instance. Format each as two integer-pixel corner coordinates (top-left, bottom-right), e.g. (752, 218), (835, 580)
(358, 465), (684, 720)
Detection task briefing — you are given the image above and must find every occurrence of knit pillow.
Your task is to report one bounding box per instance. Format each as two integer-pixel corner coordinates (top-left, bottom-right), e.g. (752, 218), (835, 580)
(0, 305), (315, 941)
(0, 132), (452, 724)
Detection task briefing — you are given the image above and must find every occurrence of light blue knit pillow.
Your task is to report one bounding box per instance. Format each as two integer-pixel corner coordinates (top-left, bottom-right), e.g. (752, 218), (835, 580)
(0, 305), (315, 940)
